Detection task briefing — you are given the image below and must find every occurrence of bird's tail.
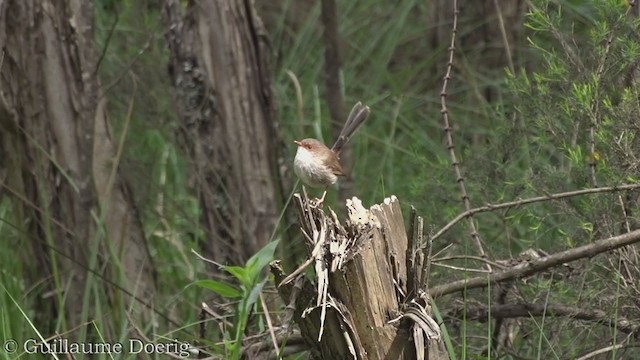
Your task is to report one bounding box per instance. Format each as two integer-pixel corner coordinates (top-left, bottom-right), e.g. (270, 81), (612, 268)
(331, 102), (370, 155)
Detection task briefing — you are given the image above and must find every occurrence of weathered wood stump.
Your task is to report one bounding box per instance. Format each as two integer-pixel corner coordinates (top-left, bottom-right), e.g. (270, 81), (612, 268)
(272, 192), (448, 359)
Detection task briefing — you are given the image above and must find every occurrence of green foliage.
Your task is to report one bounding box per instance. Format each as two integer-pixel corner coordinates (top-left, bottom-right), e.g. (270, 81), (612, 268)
(192, 240), (279, 360)
(0, 200), (32, 360)
(445, 0), (640, 356)
(431, 302), (457, 359)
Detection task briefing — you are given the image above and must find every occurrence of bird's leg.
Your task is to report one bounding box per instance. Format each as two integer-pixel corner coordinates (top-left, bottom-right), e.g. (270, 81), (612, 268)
(311, 188), (328, 207)
(318, 189), (327, 204)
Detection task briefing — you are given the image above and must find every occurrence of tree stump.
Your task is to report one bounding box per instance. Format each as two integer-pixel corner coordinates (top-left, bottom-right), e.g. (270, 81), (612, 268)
(272, 192), (448, 359)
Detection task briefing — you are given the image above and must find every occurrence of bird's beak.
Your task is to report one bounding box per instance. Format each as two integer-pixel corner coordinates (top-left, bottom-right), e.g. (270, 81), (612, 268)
(294, 140), (302, 147)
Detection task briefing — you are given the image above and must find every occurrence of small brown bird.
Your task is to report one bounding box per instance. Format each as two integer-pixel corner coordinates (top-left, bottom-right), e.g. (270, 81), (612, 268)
(294, 102), (370, 203)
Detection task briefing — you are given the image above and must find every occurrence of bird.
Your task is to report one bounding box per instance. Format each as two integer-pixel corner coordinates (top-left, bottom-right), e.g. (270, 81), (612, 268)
(293, 102), (370, 204)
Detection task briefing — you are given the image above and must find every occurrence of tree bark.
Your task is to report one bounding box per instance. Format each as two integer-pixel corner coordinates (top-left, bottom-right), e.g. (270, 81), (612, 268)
(0, 0), (155, 330)
(273, 194), (448, 359)
(162, 0), (281, 266)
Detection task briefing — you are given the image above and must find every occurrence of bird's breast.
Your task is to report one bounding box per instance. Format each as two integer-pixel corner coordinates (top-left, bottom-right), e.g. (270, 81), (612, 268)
(294, 147), (338, 188)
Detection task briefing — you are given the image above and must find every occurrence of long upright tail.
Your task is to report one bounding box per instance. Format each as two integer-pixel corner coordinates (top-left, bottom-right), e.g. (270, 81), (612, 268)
(331, 102), (370, 155)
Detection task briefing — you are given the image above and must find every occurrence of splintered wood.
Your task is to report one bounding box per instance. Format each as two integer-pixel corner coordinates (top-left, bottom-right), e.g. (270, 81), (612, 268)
(271, 193), (447, 360)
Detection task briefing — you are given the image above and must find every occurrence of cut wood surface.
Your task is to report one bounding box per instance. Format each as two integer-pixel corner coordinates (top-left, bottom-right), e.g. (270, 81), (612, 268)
(272, 192), (447, 360)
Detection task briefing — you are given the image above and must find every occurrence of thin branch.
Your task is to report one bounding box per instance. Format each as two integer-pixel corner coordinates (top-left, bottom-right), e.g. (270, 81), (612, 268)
(105, 71), (136, 200)
(432, 263), (491, 273)
(492, 0), (515, 73)
(241, 333), (307, 360)
(198, 305), (207, 358)
(431, 183), (640, 242)
(587, 6), (631, 187)
(526, 0), (583, 70)
(439, 0), (489, 269)
(429, 228), (640, 298)
(434, 255), (506, 269)
(99, 36), (154, 99)
(588, 22), (614, 187)
(94, 5), (119, 75)
(576, 337), (637, 360)
(128, 313), (199, 359)
(285, 70), (305, 136)
(618, 194), (631, 233)
(448, 302), (640, 335)
(259, 292), (280, 355)
(422, 226), (434, 290)
(191, 248), (225, 269)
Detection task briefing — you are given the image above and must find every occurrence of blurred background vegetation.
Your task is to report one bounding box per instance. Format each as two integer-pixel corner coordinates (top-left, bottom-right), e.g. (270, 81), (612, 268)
(2, 0), (640, 358)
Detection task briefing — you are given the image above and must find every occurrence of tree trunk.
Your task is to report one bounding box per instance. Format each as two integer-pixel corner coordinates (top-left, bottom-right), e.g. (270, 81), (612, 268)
(162, 0), (282, 266)
(272, 194), (448, 359)
(0, 0), (155, 331)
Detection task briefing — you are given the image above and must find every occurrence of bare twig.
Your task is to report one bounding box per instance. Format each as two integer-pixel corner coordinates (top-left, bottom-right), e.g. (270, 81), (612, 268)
(588, 17), (616, 187)
(128, 313), (198, 359)
(99, 36), (154, 99)
(278, 255), (313, 287)
(449, 303), (640, 336)
(439, 0), (489, 269)
(285, 70), (305, 136)
(94, 5), (119, 75)
(432, 263), (491, 273)
(526, 0), (583, 70)
(576, 336), (636, 360)
(200, 301), (232, 329)
(241, 333), (307, 359)
(432, 183), (640, 242)
(282, 276), (304, 332)
(105, 71), (136, 200)
(586, 5), (631, 188)
(198, 305), (207, 359)
(191, 248), (225, 269)
(618, 194), (631, 233)
(429, 228), (640, 297)
(259, 292), (280, 355)
(492, 0), (515, 73)
(422, 227), (434, 291)
(434, 255), (506, 269)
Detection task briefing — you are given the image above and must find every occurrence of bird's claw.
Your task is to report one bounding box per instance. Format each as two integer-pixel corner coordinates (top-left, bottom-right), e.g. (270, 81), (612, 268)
(310, 190), (327, 208)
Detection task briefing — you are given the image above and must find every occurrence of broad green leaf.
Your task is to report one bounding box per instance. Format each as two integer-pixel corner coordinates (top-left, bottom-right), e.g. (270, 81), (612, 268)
(245, 239), (280, 282)
(244, 280), (266, 314)
(224, 265), (251, 287)
(192, 280), (241, 298)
